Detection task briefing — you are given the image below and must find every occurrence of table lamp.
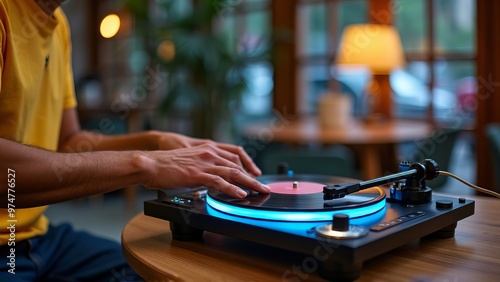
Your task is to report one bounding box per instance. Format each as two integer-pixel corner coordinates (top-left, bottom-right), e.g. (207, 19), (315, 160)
(336, 24), (405, 121)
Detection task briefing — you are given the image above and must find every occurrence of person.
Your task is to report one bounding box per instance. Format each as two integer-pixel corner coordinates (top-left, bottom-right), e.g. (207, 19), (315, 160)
(0, 0), (270, 281)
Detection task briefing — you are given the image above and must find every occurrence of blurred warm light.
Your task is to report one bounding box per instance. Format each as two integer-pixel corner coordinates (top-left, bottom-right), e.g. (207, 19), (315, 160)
(100, 14), (121, 39)
(157, 40), (176, 62)
(336, 24), (405, 74)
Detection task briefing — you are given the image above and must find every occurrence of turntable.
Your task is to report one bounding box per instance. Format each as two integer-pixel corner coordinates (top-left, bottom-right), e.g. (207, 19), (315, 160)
(144, 159), (475, 281)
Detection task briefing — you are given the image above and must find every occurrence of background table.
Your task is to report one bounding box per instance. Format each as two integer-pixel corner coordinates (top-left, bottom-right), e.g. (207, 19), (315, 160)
(241, 117), (433, 180)
(122, 193), (500, 281)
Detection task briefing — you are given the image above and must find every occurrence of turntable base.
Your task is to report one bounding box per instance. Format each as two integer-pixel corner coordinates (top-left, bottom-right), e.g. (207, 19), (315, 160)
(143, 174), (475, 281)
(126, 194), (500, 282)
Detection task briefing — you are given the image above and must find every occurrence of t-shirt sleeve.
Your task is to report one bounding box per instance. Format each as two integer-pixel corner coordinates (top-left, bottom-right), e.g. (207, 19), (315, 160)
(56, 8), (77, 110)
(0, 3), (7, 93)
(63, 55), (77, 110)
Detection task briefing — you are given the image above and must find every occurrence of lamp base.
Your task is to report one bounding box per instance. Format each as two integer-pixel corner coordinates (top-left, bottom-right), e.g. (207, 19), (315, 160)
(362, 113), (388, 125)
(367, 74), (392, 121)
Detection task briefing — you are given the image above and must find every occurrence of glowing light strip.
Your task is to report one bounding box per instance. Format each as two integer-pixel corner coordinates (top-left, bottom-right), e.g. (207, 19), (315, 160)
(206, 195), (386, 222)
(206, 204), (387, 235)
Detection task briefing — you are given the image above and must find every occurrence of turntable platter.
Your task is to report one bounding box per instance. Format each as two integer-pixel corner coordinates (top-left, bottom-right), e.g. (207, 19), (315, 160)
(267, 181), (324, 194)
(206, 174), (386, 221)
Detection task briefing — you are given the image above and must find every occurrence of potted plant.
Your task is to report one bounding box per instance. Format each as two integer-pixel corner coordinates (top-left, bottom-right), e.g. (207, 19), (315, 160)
(124, 0), (269, 140)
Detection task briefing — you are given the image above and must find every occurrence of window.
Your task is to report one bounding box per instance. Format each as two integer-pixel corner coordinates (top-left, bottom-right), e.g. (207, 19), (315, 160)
(297, 0), (368, 115)
(217, 0), (273, 116)
(278, 0), (477, 123)
(394, 0), (476, 123)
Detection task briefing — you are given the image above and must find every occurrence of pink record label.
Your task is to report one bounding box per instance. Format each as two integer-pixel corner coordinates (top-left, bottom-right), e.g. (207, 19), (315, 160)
(268, 181), (324, 195)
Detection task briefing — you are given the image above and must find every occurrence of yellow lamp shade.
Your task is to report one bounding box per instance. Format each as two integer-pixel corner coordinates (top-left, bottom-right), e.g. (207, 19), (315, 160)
(336, 24), (405, 74)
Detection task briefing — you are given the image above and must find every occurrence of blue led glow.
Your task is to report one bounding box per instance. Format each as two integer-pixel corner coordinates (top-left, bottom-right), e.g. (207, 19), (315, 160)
(206, 195), (386, 222)
(205, 204), (387, 236)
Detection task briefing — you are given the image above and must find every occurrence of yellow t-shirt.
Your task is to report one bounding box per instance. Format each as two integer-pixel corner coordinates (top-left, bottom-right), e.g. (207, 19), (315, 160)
(0, 1), (77, 245)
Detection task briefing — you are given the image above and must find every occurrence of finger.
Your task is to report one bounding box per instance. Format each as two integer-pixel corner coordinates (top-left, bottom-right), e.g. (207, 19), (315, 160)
(208, 166), (271, 195)
(216, 144), (262, 176)
(203, 144), (247, 170)
(205, 148), (258, 181)
(198, 173), (249, 198)
(190, 138), (215, 148)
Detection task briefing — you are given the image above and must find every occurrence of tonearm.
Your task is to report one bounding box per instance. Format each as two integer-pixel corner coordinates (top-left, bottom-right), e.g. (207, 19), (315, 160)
(323, 159), (440, 205)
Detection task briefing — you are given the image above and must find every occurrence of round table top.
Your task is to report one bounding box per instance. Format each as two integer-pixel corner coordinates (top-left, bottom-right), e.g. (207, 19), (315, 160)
(122, 193), (500, 282)
(241, 117), (433, 145)
(122, 213), (326, 281)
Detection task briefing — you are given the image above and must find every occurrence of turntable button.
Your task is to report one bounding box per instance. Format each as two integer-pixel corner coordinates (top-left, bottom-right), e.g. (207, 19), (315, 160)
(436, 200), (453, 209)
(332, 213), (350, 231)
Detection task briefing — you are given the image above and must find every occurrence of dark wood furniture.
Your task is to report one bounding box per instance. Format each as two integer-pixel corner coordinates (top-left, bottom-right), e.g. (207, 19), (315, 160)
(241, 117), (433, 180)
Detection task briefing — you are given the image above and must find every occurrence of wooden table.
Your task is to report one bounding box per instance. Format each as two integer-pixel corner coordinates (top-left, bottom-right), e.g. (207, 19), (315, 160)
(122, 194), (500, 281)
(242, 117), (433, 180)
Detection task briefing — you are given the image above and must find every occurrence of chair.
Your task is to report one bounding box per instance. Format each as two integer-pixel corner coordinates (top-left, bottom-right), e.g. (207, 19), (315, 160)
(258, 145), (358, 178)
(398, 128), (462, 190)
(485, 123), (500, 191)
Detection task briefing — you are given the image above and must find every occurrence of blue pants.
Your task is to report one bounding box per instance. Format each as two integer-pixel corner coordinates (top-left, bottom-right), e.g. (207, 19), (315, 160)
(0, 223), (143, 282)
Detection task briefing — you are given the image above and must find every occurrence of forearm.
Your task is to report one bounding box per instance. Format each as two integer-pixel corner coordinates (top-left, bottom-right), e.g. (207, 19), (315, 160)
(59, 130), (162, 152)
(0, 138), (149, 208)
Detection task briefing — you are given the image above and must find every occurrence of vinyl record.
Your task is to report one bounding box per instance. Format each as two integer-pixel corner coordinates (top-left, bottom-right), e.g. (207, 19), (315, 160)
(207, 174), (385, 212)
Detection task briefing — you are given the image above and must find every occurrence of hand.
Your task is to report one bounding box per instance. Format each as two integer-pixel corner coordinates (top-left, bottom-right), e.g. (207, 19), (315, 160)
(156, 132), (211, 150)
(155, 132), (262, 177)
(140, 143), (270, 198)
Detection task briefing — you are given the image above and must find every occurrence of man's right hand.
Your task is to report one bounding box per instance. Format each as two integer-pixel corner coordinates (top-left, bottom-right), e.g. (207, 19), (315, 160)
(137, 143), (271, 198)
